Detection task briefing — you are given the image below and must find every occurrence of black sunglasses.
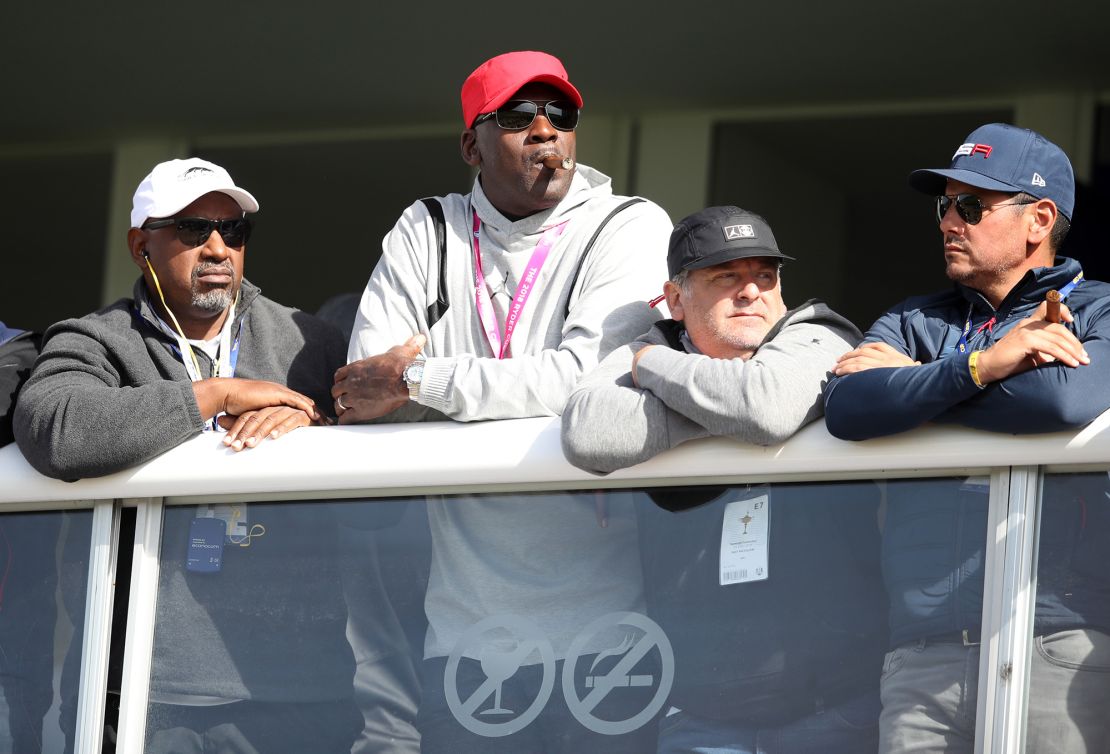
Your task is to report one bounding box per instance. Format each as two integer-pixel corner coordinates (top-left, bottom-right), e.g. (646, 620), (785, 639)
(935, 193), (1035, 225)
(143, 216), (252, 247)
(473, 100), (579, 131)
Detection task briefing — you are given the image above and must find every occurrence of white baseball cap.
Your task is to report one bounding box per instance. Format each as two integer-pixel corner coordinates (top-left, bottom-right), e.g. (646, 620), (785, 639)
(130, 158), (259, 228)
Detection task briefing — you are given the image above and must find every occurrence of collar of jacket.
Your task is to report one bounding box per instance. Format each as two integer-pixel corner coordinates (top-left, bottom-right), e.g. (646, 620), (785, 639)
(470, 163), (613, 237)
(956, 256), (1083, 316)
(131, 276), (261, 338)
(652, 298), (828, 354)
(0, 321), (26, 347)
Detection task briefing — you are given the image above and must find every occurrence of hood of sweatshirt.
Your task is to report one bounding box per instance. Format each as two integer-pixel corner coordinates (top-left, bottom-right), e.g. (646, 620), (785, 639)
(470, 163), (614, 252)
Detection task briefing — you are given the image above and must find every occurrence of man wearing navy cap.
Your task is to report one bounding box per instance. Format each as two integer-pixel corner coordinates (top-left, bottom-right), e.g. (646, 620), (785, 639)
(825, 124), (1110, 752)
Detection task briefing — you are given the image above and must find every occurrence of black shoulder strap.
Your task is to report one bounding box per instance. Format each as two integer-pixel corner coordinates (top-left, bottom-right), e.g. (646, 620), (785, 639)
(420, 197), (450, 328)
(564, 197), (645, 319)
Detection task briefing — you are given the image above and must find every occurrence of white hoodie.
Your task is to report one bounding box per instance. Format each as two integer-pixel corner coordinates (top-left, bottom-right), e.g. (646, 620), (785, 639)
(349, 164), (671, 662)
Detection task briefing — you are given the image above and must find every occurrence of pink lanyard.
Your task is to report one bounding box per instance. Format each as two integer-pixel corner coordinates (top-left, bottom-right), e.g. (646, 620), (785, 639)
(472, 210), (568, 359)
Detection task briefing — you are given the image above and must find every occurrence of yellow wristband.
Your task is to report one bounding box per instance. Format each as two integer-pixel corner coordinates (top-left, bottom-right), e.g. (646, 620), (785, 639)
(968, 350), (985, 388)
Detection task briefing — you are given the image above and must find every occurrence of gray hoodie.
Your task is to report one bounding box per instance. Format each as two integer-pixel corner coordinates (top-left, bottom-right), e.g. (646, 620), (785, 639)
(562, 300), (862, 474)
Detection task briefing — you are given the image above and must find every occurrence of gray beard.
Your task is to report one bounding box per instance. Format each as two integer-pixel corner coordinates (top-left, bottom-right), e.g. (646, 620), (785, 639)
(190, 263), (236, 312)
(191, 288), (233, 312)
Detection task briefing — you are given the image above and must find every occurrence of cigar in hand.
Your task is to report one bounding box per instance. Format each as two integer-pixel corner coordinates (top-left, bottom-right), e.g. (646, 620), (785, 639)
(542, 155), (575, 171)
(1046, 289), (1062, 324)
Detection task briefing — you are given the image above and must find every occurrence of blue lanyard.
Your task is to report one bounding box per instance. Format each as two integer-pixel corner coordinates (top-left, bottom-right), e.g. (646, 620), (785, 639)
(956, 271), (1084, 354)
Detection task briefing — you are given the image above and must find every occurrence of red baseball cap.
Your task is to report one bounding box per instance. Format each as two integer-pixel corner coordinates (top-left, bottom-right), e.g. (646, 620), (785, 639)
(460, 51), (583, 128)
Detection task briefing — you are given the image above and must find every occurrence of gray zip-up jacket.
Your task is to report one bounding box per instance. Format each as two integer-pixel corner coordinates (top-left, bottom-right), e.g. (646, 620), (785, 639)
(562, 300), (861, 474)
(14, 278), (345, 480)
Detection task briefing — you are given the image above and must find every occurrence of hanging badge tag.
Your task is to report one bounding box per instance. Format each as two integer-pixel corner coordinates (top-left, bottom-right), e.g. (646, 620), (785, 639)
(720, 494), (770, 585)
(187, 517), (226, 573)
(211, 503), (249, 541)
(959, 476), (991, 494)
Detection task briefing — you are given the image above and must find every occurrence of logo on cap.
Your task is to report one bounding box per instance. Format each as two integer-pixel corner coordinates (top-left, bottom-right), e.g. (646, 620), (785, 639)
(954, 143), (993, 159)
(1032, 172), (1047, 187)
(723, 224), (755, 240)
(182, 166), (214, 180)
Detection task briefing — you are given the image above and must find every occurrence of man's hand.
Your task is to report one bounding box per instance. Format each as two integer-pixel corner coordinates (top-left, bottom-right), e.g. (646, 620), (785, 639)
(631, 345), (657, 388)
(975, 303), (1089, 384)
(217, 406), (324, 452)
(193, 378), (322, 422)
(333, 335), (426, 424)
(833, 342), (920, 376)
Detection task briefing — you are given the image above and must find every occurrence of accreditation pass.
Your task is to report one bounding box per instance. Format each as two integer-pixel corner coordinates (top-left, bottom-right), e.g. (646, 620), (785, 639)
(720, 494), (770, 585)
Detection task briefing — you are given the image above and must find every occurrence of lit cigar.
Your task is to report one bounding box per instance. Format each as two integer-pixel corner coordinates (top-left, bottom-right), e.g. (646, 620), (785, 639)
(1046, 289), (1062, 324)
(542, 155), (575, 171)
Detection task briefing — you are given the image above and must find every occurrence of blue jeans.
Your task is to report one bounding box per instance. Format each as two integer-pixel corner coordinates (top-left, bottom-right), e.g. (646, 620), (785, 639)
(879, 629), (1110, 753)
(657, 691), (880, 754)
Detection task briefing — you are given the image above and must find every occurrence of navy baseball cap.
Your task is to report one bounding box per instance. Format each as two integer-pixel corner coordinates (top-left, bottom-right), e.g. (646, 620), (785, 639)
(909, 123), (1075, 220)
(667, 206), (794, 279)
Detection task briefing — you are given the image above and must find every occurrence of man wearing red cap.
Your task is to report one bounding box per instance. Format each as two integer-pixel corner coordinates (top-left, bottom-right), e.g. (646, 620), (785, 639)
(334, 51), (671, 751)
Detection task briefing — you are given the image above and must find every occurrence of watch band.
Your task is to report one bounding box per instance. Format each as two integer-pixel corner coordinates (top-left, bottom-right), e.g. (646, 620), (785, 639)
(403, 359), (424, 401)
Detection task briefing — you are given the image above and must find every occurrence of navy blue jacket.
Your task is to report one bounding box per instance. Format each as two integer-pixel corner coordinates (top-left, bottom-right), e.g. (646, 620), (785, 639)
(824, 257), (1110, 439)
(824, 258), (1110, 646)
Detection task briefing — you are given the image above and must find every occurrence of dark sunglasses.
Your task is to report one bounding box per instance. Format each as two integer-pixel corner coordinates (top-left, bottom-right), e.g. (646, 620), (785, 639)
(473, 100), (579, 131)
(935, 193), (1035, 225)
(143, 216), (252, 247)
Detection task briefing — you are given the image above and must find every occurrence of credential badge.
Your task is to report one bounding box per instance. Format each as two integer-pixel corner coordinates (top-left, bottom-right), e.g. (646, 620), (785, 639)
(724, 224), (755, 240)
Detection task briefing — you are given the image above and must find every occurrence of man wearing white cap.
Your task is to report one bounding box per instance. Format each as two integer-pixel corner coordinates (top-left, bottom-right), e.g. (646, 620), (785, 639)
(15, 157), (345, 479)
(15, 158), (359, 752)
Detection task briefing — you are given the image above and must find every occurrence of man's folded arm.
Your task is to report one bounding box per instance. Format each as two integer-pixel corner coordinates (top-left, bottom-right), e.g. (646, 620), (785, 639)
(561, 342), (708, 474)
(14, 323), (205, 480)
(940, 328), (1110, 433)
(640, 319), (859, 444)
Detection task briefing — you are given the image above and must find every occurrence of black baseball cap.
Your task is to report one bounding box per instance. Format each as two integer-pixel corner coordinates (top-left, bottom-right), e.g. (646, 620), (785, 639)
(667, 206), (794, 280)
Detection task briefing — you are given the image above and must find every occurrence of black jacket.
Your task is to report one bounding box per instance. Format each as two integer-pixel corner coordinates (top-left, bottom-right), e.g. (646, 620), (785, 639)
(639, 482), (887, 725)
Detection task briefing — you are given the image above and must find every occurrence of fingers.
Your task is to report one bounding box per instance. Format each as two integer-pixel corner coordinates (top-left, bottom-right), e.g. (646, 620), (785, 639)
(1027, 302), (1075, 326)
(221, 407), (313, 451)
(978, 325), (1090, 383)
(631, 345), (656, 387)
(222, 379), (320, 419)
(833, 343), (918, 375)
(392, 334), (427, 360)
(1027, 326), (1089, 366)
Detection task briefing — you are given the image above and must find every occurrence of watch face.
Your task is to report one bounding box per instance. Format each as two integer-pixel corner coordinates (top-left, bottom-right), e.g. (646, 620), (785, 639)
(405, 362), (424, 383)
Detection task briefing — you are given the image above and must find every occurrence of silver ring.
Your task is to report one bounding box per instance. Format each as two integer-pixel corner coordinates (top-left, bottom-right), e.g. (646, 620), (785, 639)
(336, 395), (348, 412)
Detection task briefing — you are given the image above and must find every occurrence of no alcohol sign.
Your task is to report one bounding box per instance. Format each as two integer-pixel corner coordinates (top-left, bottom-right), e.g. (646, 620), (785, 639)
(444, 612), (674, 738)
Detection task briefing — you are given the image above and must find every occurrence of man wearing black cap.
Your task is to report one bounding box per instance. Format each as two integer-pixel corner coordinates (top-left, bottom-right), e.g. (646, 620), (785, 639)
(824, 124), (1110, 752)
(564, 208), (887, 752)
(564, 206), (861, 470)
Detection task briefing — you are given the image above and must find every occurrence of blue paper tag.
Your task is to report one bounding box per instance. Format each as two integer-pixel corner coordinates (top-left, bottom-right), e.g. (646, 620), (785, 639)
(187, 517), (226, 573)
